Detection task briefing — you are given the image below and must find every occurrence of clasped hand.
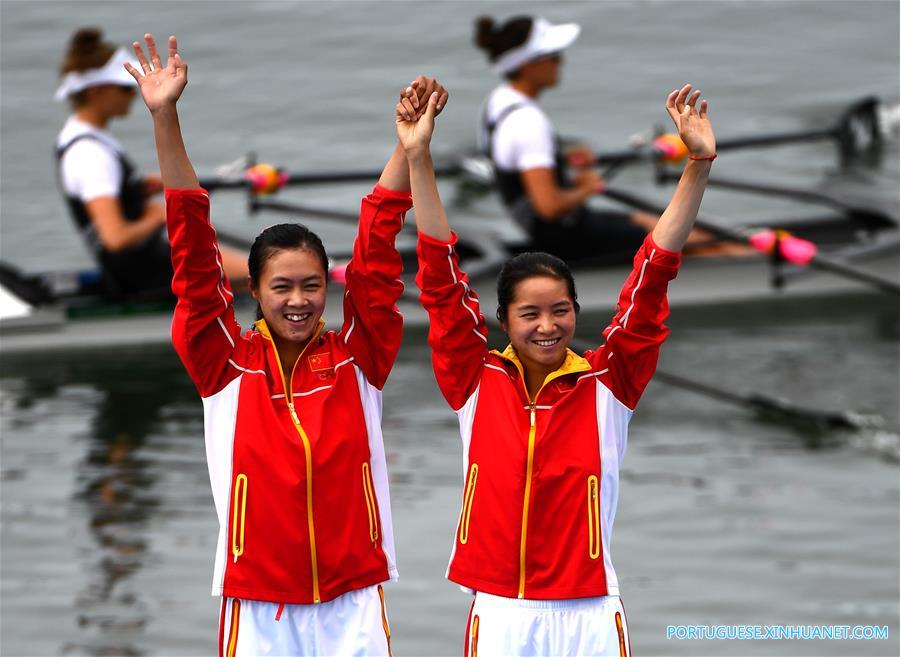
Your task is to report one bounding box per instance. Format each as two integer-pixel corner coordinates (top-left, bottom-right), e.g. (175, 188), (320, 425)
(395, 76), (449, 155)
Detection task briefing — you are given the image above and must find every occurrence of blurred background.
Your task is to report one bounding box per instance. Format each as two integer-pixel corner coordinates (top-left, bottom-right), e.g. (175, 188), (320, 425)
(1, 2), (898, 656)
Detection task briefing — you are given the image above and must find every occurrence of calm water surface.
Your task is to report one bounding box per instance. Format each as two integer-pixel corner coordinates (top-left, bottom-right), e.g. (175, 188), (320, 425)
(1, 1), (899, 656)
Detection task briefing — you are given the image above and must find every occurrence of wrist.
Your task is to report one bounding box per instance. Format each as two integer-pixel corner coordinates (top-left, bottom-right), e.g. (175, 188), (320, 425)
(578, 179), (600, 197)
(150, 104), (179, 120)
(405, 145), (432, 165)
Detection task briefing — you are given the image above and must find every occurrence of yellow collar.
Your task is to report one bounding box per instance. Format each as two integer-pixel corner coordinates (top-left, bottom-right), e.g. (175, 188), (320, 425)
(490, 343), (592, 399)
(254, 317), (326, 343)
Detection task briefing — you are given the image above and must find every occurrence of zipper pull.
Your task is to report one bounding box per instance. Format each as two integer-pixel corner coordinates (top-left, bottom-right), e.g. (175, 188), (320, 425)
(530, 403), (536, 427)
(288, 402), (300, 424)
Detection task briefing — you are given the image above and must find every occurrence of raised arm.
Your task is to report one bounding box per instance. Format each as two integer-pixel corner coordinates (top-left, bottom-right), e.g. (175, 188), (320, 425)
(124, 35), (198, 190)
(337, 78), (447, 389)
(126, 34), (243, 397)
(400, 87), (489, 411)
(651, 84), (716, 251)
(589, 85), (715, 410)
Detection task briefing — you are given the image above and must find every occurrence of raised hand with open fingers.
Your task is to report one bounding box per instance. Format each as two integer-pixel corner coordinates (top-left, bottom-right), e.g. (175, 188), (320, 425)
(124, 34), (188, 114)
(666, 84), (716, 159)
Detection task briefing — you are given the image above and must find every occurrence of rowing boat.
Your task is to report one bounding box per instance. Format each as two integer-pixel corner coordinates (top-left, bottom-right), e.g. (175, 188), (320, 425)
(4, 97), (897, 355)
(2, 211), (896, 356)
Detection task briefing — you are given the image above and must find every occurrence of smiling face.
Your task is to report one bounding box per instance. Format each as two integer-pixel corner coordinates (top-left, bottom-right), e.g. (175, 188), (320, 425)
(250, 247), (327, 354)
(501, 275), (577, 378)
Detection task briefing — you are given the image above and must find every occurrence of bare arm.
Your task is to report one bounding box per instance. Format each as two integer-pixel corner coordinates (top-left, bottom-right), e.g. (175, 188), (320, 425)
(651, 84), (716, 252)
(520, 166), (600, 221)
(397, 91), (449, 240)
(377, 142), (410, 192)
(124, 34), (199, 189)
(86, 197), (166, 252)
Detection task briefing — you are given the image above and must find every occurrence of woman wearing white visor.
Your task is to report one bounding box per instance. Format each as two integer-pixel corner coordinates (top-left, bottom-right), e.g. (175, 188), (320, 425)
(55, 28), (246, 296)
(476, 16), (714, 264)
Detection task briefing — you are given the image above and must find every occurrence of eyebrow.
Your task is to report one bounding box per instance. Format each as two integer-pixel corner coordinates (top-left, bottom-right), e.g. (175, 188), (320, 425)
(516, 300), (573, 311)
(269, 275), (324, 285)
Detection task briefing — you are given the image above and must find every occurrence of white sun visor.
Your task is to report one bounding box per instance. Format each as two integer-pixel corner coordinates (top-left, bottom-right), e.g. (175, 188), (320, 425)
(493, 18), (581, 76)
(54, 48), (138, 101)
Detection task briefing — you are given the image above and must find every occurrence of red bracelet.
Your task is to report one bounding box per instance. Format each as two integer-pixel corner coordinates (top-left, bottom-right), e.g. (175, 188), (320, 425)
(689, 153), (717, 161)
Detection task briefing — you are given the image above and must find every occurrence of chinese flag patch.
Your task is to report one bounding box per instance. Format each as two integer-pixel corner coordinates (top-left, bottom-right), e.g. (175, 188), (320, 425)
(555, 379), (574, 394)
(308, 351), (334, 373)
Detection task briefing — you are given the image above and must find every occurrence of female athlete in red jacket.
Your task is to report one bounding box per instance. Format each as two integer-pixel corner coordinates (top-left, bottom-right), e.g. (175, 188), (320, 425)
(398, 84), (715, 656)
(126, 34), (447, 656)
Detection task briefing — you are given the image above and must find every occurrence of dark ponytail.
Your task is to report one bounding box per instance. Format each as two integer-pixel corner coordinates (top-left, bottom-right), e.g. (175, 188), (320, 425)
(473, 15), (534, 62)
(248, 223), (329, 320)
(496, 252), (579, 323)
(60, 28), (118, 107)
(61, 28), (116, 75)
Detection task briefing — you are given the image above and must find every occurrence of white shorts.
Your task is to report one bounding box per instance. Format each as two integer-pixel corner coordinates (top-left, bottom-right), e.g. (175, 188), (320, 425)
(464, 592), (631, 657)
(219, 584), (392, 657)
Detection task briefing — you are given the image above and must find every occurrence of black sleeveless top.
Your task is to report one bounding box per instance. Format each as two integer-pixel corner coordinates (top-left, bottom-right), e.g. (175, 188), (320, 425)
(56, 134), (172, 296)
(481, 104), (585, 231)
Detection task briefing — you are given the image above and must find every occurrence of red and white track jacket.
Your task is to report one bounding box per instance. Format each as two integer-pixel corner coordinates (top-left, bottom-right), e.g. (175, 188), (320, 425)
(416, 230), (680, 600)
(167, 185), (411, 604)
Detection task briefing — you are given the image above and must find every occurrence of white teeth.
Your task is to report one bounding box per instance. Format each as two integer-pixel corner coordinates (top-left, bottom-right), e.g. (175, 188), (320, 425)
(285, 313), (310, 322)
(534, 338), (560, 347)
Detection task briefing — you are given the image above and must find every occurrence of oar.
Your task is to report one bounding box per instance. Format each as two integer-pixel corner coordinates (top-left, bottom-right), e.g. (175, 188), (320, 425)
(199, 162), (463, 193)
(571, 334), (879, 430)
(602, 186), (900, 296)
(249, 198), (361, 223)
(591, 96), (883, 167)
(648, 368), (880, 430)
(778, 231), (900, 286)
(468, 314), (881, 431)
(655, 170), (898, 230)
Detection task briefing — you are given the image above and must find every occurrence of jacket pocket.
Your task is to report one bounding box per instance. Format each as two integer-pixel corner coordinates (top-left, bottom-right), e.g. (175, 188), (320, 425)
(587, 475), (600, 560)
(362, 462), (379, 543)
(232, 473), (248, 562)
(459, 463), (479, 544)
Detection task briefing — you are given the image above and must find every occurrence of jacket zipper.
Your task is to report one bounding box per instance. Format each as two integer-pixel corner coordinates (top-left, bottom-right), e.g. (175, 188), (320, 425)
(517, 402), (537, 598)
(272, 337), (322, 603)
(494, 349), (592, 600)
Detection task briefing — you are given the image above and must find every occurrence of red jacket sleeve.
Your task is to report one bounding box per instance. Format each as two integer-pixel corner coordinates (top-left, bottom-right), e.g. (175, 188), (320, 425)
(339, 185), (412, 390)
(588, 233), (681, 410)
(167, 189), (248, 398)
(415, 230), (489, 411)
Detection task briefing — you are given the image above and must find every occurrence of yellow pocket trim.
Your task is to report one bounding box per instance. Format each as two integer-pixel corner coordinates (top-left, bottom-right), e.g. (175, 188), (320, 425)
(587, 475), (600, 560)
(362, 463), (379, 543)
(232, 474), (248, 562)
(459, 463), (478, 544)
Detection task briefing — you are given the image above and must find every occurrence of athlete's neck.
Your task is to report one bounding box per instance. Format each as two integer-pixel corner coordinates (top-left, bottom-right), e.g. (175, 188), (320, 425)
(75, 106), (110, 129)
(509, 78), (542, 99)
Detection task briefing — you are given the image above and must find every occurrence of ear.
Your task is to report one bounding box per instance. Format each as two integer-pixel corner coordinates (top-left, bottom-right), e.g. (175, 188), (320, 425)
(248, 277), (258, 301)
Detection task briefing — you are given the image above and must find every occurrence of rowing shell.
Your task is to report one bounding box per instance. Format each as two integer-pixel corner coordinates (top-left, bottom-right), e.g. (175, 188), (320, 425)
(2, 229), (896, 356)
